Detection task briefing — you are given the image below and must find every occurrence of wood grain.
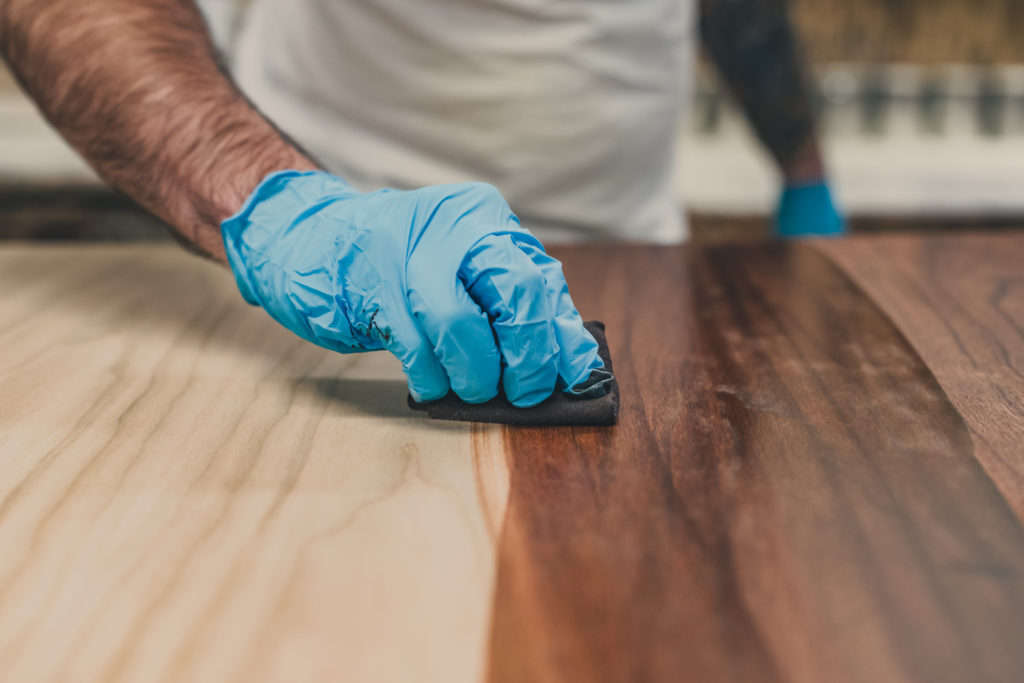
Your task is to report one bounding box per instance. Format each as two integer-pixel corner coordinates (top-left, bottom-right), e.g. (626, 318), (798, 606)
(0, 245), (508, 683)
(487, 242), (1024, 683)
(2, 237), (1023, 683)
(818, 233), (1024, 519)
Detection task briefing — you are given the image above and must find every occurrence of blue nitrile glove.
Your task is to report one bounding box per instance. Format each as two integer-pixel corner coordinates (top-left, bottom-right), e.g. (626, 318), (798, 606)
(774, 181), (846, 238)
(221, 170), (610, 407)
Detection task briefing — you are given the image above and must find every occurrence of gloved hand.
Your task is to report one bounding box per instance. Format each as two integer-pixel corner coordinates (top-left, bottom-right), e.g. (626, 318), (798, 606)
(774, 181), (846, 238)
(221, 170), (609, 407)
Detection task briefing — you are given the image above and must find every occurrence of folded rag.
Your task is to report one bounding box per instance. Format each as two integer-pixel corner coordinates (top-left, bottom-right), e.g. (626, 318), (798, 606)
(408, 321), (619, 426)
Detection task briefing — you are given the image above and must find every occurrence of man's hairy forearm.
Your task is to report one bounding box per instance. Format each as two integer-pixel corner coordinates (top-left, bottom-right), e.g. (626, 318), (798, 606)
(700, 0), (819, 176)
(0, 0), (317, 261)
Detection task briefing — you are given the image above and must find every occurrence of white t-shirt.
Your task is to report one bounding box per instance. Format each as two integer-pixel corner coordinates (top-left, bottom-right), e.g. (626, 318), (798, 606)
(235, 0), (696, 243)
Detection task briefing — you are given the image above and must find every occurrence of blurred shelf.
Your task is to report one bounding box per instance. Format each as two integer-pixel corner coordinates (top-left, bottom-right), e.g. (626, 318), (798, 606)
(3, 64), (1024, 219)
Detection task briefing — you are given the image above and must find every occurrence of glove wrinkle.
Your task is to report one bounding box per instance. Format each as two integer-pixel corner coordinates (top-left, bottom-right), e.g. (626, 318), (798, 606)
(222, 170), (603, 409)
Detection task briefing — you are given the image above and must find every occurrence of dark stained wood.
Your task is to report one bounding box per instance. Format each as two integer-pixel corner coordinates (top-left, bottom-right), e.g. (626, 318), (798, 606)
(818, 233), (1024, 519)
(486, 242), (1024, 683)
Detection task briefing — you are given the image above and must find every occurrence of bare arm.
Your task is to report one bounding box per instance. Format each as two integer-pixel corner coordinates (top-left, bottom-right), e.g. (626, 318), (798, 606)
(0, 0), (318, 261)
(699, 0), (824, 182)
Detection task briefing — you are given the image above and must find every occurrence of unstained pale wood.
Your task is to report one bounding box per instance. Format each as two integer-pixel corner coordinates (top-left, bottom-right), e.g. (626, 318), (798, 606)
(0, 245), (508, 683)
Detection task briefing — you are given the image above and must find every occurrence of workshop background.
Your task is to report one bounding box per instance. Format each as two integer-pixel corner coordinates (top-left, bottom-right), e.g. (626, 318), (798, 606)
(1, 0), (1022, 242)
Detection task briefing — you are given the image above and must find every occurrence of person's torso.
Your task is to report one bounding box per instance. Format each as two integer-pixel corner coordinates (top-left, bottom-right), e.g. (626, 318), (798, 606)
(235, 0), (696, 242)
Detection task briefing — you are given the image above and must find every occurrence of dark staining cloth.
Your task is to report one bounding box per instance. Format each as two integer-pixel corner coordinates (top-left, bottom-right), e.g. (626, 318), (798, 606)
(408, 321), (620, 427)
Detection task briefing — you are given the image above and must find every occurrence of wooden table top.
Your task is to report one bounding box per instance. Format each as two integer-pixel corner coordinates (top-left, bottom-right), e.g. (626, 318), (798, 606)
(0, 233), (1022, 683)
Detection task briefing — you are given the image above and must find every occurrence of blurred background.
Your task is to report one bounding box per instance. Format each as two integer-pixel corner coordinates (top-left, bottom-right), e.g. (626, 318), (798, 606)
(1, 0), (1022, 242)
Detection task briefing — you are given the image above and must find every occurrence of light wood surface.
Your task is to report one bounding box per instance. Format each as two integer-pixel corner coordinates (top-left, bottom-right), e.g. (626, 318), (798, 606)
(0, 245), (508, 683)
(1, 235), (1022, 682)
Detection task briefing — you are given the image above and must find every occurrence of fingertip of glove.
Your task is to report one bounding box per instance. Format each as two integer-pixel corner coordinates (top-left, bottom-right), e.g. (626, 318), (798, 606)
(409, 386), (449, 404)
(449, 372), (502, 405)
(456, 389), (501, 405)
(506, 390), (551, 409)
(504, 369), (561, 407)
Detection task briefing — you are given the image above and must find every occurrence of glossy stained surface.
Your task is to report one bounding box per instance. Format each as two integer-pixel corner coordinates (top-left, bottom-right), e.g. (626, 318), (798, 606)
(0, 236), (1022, 682)
(490, 240), (1024, 683)
(819, 234), (1024, 516)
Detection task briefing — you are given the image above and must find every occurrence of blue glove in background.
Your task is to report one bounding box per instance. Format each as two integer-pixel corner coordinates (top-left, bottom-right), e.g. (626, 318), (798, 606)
(221, 170), (608, 407)
(774, 181), (847, 238)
